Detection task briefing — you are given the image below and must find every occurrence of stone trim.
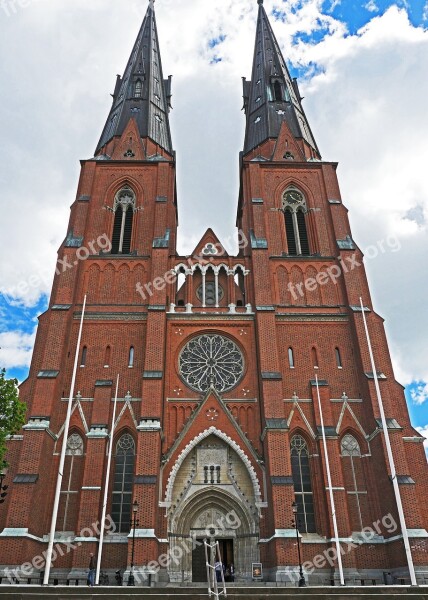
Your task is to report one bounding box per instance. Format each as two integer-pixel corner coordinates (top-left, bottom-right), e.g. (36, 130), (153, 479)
(164, 426), (262, 505)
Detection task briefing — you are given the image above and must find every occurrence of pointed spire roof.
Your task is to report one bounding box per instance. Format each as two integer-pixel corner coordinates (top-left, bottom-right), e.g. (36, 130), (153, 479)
(242, 0), (320, 158)
(95, 1), (173, 156)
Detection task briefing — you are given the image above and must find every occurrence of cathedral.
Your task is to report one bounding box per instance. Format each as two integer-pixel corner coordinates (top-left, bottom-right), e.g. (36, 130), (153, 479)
(1, 0), (427, 586)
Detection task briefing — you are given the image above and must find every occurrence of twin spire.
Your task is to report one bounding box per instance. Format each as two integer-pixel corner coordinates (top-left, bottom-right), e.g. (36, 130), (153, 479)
(242, 0), (320, 157)
(95, 0), (172, 156)
(96, 0), (319, 160)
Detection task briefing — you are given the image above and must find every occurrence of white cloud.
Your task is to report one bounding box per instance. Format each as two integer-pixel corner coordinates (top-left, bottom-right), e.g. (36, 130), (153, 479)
(410, 383), (428, 406)
(364, 0), (379, 12)
(416, 426), (428, 458)
(423, 1), (428, 21)
(0, 0), (427, 387)
(0, 330), (36, 370)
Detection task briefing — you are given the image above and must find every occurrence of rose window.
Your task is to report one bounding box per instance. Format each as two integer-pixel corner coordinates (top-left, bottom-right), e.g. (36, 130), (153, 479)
(179, 334), (244, 393)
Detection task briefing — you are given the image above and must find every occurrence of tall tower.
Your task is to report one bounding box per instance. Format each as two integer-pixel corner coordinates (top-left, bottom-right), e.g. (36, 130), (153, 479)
(236, 0), (428, 583)
(0, 0), (427, 586)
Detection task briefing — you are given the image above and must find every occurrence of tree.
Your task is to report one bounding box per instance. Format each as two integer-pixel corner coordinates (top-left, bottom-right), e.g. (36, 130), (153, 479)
(0, 369), (26, 470)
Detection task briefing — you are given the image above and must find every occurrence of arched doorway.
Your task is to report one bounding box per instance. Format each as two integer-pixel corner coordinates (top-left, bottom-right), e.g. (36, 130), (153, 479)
(166, 433), (260, 582)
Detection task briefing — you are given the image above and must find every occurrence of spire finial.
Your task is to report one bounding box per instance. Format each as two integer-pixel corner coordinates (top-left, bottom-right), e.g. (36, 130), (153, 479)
(257, 0), (263, 4)
(149, 0), (155, 8)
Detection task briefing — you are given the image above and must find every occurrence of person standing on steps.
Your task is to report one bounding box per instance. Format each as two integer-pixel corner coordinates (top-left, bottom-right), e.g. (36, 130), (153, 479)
(87, 553), (96, 587)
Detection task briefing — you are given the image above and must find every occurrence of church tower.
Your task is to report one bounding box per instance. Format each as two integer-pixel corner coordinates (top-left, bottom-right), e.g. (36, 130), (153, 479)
(0, 0), (427, 586)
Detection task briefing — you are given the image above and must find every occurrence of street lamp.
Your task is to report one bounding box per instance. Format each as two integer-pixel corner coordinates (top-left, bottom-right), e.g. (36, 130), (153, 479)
(292, 501), (306, 587)
(0, 473), (8, 505)
(128, 500), (139, 587)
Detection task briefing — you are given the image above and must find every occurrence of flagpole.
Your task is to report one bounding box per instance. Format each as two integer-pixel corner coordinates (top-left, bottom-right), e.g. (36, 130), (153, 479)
(315, 374), (345, 586)
(359, 297), (417, 586)
(95, 374), (120, 586)
(43, 295), (87, 586)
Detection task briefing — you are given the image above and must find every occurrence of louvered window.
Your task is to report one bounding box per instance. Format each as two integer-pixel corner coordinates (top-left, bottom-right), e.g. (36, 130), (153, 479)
(282, 188), (311, 256)
(111, 187), (136, 254)
(297, 211), (310, 255)
(285, 210), (297, 255)
(273, 80), (282, 101)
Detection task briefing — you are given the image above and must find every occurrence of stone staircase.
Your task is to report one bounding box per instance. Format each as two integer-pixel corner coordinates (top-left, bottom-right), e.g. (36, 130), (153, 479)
(0, 586), (427, 600)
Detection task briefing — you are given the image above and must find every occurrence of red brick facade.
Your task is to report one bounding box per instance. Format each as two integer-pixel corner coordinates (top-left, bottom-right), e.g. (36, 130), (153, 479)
(0, 1), (427, 586)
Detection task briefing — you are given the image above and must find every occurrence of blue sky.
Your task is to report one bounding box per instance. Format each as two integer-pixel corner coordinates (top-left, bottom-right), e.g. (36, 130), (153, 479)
(0, 0), (427, 451)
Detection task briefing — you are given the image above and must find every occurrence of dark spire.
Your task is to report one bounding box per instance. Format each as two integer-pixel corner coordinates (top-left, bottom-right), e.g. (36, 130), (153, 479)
(242, 2), (320, 158)
(95, 0), (173, 156)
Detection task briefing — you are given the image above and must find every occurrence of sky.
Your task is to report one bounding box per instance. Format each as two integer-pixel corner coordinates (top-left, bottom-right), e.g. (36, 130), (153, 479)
(0, 0), (427, 455)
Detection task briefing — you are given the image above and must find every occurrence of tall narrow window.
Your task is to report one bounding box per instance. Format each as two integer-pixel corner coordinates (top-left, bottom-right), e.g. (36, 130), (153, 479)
(291, 435), (316, 533)
(297, 211), (310, 256)
(80, 346), (87, 367)
(59, 433), (84, 532)
(112, 434), (135, 533)
(273, 80), (282, 101)
(128, 346), (135, 368)
(288, 347), (295, 368)
(335, 347), (342, 368)
(311, 347), (318, 369)
(341, 434), (367, 532)
(104, 346), (111, 368)
(134, 79), (142, 98)
(282, 189), (311, 256)
(284, 211), (297, 255)
(111, 187), (136, 254)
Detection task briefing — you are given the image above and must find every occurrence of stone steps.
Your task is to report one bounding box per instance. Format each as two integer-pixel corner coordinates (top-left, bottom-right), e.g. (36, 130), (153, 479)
(0, 586), (427, 600)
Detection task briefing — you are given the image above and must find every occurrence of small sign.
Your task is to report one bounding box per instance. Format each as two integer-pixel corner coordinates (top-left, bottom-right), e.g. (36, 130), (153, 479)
(252, 562), (263, 580)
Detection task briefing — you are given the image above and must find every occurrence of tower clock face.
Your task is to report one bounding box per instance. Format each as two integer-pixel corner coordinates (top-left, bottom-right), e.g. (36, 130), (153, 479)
(179, 334), (244, 393)
(283, 190), (304, 207)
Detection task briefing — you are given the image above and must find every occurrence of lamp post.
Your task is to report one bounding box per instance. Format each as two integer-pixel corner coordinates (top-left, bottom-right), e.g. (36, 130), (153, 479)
(128, 500), (139, 587)
(292, 501), (306, 587)
(0, 473), (8, 506)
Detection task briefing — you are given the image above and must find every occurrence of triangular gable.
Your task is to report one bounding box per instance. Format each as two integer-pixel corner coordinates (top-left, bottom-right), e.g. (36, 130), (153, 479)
(272, 120), (306, 163)
(286, 401), (316, 439)
(191, 228), (229, 259)
(164, 387), (260, 470)
(336, 401), (369, 449)
(111, 118), (146, 161)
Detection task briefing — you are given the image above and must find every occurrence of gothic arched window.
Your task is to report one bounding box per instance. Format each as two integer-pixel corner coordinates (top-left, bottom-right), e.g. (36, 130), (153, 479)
(311, 347), (319, 369)
(111, 186), (136, 254)
(80, 346), (87, 367)
(288, 347), (295, 368)
(291, 435), (316, 533)
(134, 79), (142, 98)
(112, 433), (135, 533)
(335, 347), (342, 368)
(104, 346), (111, 368)
(128, 346), (135, 368)
(273, 80), (282, 101)
(341, 434), (367, 532)
(59, 433), (84, 531)
(282, 188), (310, 256)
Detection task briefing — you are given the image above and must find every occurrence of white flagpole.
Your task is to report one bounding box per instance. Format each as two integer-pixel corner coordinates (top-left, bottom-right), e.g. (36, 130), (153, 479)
(43, 295), (87, 585)
(359, 297), (417, 586)
(315, 374), (345, 586)
(95, 374), (120, 585)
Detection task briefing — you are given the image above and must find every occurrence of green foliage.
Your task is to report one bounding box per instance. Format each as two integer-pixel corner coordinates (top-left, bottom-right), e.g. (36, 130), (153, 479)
(0, 368), (26, 470)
